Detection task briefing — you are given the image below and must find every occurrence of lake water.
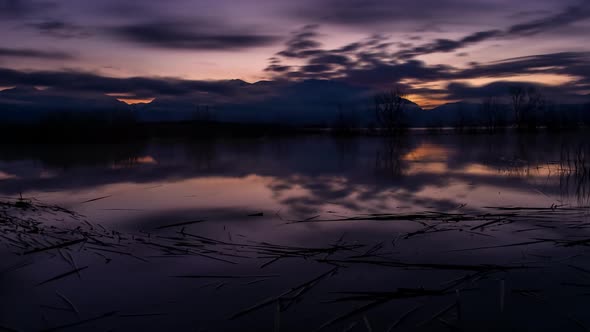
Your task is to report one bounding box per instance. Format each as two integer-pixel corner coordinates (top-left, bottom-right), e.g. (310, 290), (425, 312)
(1, 132), (589, 331)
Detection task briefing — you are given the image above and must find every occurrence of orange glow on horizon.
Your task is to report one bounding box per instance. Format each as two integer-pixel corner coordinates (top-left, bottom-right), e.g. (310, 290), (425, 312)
(117, 97), (155, 105)
(405, 94), (456, 110)
(457, 73), (577, 87)
(405, 72), (581, 109)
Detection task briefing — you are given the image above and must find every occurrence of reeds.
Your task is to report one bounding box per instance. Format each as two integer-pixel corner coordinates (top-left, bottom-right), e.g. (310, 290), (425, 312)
(2, 198), (590, 331)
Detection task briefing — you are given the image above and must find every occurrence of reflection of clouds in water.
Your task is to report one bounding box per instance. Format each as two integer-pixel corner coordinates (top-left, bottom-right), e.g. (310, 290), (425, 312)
(2, 135), (590, 332)
(0, 170), (17, 180)
(404, 142), (451, 162)
(110, 155), (158, 169)
(0, 133), (587, 220)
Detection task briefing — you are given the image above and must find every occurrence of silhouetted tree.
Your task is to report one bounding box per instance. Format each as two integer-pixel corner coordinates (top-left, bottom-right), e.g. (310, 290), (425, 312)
(509, 86), (525, 127)
(509, 86), (544, 130)
(481, 96), (502, 132)
(374, 88), (407, 134)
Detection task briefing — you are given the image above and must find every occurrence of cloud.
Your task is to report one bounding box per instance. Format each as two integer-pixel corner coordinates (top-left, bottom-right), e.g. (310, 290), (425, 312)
(395, 30), (503, 59)
(0, 0), (56, 17)
(267, 20), (590, 102)
(427, 52), (590, 102)
(445, 81), (589, 103)
(343, 61), (451, 88)
(507, 3), (590, 35)
(267, 26), (590, 102)
(309, 54), (351, 66)
(267, 31), (393, 79)
(397, 52), (590, 98)
(446, 81), (544, 99)
(268, 28), (452, 85)
(0, 47), (73, 60)
(109, 20), (280, 51)
(395, 3), (590, 59)
(288, 0), (501, 28)
(276, 25), (322, 58)
(28, 20), (92, 39)
(456, 52), (590, 82)
(0, 67), (284, 103)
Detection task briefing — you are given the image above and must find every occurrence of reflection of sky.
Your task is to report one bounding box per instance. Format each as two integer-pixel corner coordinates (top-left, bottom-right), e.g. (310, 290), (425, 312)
(0, 134), (587, 225)
(2, 135), (590, 331)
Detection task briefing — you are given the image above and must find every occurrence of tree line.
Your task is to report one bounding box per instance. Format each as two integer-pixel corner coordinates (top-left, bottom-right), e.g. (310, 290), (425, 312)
(331, 86), (590, 134)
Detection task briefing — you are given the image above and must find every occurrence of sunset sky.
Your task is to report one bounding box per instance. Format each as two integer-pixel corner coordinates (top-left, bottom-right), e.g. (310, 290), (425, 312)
(1, 0), (590, 108)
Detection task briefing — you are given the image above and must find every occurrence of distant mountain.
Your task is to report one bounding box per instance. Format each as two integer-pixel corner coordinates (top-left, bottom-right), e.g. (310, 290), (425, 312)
(424, 101), (589, 128)
(131, 98), (201, 122)
(1, 82), (588, 127)
(0, 87), (128, 123)
(133, 80), (382, 125)
(216, 80), (375, 125)
(424, 102), (508, 127)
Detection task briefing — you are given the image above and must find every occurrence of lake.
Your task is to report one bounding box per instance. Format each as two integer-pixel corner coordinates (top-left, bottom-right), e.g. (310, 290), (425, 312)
(1, 131), (589, 331)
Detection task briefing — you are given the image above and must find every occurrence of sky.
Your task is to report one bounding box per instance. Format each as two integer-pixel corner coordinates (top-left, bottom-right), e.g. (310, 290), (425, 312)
(1, 0), (590, 108)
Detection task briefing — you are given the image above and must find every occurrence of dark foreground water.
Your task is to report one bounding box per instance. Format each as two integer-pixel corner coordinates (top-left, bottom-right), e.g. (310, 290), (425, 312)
(1, 132), (589, 331)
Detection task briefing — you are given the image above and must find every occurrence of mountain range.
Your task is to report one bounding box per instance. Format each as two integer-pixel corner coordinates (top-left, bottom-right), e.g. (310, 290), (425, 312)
(1, 80), (588, 128)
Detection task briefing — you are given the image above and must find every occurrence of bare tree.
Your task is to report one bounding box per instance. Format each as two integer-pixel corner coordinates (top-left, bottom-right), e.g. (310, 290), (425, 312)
(509, 86), (544, 130)
(481, 96), (501, 132)
(374, 88), (407, 134)
(509, 87), (525, 128)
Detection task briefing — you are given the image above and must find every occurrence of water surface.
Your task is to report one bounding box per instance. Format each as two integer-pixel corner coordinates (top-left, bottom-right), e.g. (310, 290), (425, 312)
(1, 132), (589, 331)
